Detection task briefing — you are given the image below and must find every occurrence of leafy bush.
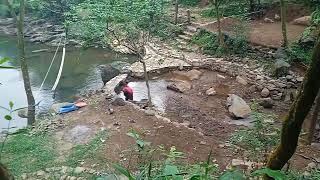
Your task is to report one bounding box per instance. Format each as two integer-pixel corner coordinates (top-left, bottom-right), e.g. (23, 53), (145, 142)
(311, 8), (320, 25)
(289, 42), (313, 64)
(191, 29), (248, 57)
(180, 0), (200, 6)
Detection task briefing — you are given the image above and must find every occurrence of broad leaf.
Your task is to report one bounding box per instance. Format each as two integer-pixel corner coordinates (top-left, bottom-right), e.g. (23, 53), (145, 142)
(219, 170), (245, 180)
(4, 115), (12, 121)
(113, 164), (135, 180)
(253, 168), (287, 180)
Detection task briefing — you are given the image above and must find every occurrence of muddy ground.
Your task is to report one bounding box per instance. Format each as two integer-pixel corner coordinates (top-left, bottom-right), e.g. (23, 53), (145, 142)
(53, 69), (320, 173)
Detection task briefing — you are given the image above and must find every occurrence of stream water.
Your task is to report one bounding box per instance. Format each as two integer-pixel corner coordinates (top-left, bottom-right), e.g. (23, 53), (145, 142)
(0, 35), (137, 131)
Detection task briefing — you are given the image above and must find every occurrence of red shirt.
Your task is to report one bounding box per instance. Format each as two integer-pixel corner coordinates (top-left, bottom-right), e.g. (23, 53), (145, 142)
(123, 85), (133, 95)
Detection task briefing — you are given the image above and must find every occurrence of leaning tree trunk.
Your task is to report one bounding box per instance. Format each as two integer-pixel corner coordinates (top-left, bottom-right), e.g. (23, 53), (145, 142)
(280, 0), (288, 48)
(307, 90), (320, 145)
(5, 0), (36, 125)
(266, 39), (320, 177)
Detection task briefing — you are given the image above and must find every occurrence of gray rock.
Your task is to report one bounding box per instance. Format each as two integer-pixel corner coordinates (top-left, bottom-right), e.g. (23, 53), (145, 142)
(167, 81), (192, 93)
(297, 77), (304, 82)
(36, 170), (46, 176)
(236, 76), (248, 85)
(145, 109), (156, 116)
(98, 64), (121, 85)
(206, 88), (217, 96)
(111, 98), (126, 106)
(226, 94), (251, 119)
(21, 173), (28, 180)
(306, 162), (317, 171)
(258, 98), (274, 109)
(273, 59), (290, 78)
(74, 167), (85, 174)
(275, 47), (289, 60)
(248, 85), (257, 93)
(17, 107), (28, 118)
(261, 88), (270, 98)
(111, 61), (132, 74)
(264, 18), (274, 23)
(231, 159), (254, 170)
(65, 125), (92, 144)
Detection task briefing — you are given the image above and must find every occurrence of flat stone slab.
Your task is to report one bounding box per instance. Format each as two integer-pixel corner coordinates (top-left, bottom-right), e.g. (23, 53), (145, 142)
(130, 45), (191, 78)
(103, 74), (128, 95)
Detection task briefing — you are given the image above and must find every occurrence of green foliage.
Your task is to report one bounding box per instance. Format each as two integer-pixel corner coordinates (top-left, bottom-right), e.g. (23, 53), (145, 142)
(0, 57), (14, 69)
(311, 8), (320, 25)
(64, 0), (176, 46)
(219, 170), (245, 180)
(191, 29), (248, 57)
(252, 168), (287, 180)
(229, 104), (280, 162)
(311, 169), (320, 179)
(2, 130), (57, 176)
(180, 0), (200, 6)
(289, 42), (313, 64)
(65, 130), (107, 167)
(201, 3), (249, 19)
(127, 130), (151, 152)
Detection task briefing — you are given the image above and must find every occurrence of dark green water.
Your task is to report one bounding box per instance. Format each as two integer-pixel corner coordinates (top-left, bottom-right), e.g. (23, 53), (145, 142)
(0, 35), (137, 131)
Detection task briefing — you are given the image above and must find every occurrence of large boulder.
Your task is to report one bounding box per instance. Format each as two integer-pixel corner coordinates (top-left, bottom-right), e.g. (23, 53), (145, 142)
(17, 108), (28, 118)
(111, 61), (132, 74)
(167, 81), (192, 93)
(273, 59), (290, 78)
(98, 64), (121, 85)
(293, 16), (311, 26)
(226, 94), (251, 119)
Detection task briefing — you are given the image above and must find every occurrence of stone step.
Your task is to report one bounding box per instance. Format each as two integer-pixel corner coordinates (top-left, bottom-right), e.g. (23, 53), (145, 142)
(176, 38), (188, 45)
(183, 31), (195, 37)
(178, 34), (191, 41)
(186, 25), (197, 33)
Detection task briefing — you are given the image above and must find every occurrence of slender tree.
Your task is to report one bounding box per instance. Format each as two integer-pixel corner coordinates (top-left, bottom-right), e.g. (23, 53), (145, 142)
(175, 0), (179, 24)
(212, 0), (224, 47)
(307, 90), (320, 145)
(4, 0), (36, 125)
(280, 0), (288, 47)
(266, 39), (320, 177)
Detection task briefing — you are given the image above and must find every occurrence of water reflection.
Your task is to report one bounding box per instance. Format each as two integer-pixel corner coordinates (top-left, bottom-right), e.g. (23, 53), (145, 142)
(0, 35), (137, 130)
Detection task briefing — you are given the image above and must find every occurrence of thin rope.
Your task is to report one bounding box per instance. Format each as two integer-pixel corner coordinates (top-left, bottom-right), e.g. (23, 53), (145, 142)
(39, 36), (62, 91)
(51, 44), (66, 91)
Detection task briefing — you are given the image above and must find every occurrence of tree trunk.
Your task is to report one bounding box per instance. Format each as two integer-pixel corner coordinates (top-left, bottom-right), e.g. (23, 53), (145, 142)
(280, 0), (288, 48)
(214, 1), (224, 47)
(307, 90), (320, 145)
(5, 0), (36, 125)
(266, 39), (320, 176)
(141, 60), (152, 106)
(175, 0), (179, 24)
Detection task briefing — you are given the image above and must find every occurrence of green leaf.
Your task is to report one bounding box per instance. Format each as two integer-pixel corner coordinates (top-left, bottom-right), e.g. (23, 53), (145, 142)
(9, 101), (14, 109)
(113, 164), (135, 180)
(5, 115), (12, 121)
(219, 170), (245, 180)
(0, 65), (15, 69)
(0, 57), (9, 64)
(252, 168), (287, 180)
